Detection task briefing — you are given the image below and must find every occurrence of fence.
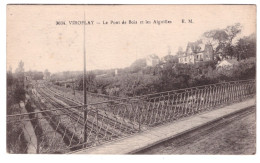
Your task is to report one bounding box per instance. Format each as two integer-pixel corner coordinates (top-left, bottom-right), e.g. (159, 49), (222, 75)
(7, 79), (256, 153)
(137, 79), (255, 126)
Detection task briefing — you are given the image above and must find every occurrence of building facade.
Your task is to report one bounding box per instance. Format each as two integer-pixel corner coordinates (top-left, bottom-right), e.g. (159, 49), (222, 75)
(146, 54), (160, 67)
(178, 43), (214, 64)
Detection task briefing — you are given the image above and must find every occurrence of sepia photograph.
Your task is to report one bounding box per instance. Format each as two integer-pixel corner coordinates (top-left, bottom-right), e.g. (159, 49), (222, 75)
(6, 4), (256, 154)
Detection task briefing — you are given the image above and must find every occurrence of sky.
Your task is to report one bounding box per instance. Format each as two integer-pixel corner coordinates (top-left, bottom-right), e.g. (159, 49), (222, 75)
(7, 5), (256, 73)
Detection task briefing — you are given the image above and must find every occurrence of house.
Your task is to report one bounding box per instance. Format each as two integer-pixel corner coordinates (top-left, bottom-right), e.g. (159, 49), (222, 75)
(217, 59), (238, 69)
(178, 42), (214, 64)
(115, 69), (118, 76)
(146, 54), (160, 66)
(43, 75), (50, 80)
(43, 73), (50, 80)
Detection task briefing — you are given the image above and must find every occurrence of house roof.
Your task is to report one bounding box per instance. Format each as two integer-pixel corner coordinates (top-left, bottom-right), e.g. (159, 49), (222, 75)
(179, 42), (212, 58)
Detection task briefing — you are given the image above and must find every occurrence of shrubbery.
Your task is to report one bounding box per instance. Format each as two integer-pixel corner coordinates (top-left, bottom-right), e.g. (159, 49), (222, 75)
(62, 57), (256, 98)
(13, 86), (26, 103)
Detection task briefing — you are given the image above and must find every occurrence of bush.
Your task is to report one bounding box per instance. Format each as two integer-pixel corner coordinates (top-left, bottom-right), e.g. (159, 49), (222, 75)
(14, 86), (25, 103)
(216, 57), (256, 81)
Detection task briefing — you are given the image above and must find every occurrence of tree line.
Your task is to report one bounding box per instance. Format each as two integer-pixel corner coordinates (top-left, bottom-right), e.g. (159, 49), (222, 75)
(12, 23), (255, 98)
(65, 23), (255, 97)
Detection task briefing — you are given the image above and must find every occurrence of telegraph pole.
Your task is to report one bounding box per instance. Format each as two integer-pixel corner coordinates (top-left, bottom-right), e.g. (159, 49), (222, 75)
(83, 12), (88, 146)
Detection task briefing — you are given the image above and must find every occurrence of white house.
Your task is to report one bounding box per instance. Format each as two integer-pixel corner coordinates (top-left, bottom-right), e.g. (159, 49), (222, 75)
(178, 42), (214, 64)
(146, 54), (160, 67)
(217, 59), (239, 69)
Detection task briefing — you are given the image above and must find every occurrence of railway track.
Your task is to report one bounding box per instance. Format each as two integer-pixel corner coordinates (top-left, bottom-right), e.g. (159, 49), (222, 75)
(46, 82), (121, 101)
(40, 84), (141, 132)
(30, 90), (83, 151)
(34, 84), (139, 148)
(136, 106), (256, 154)
(35, 87), (124, 150)
(36, 87), (121, 137)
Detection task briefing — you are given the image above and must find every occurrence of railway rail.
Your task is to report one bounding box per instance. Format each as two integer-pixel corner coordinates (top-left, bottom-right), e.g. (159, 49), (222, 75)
(33, 84), (139, 151)
(7, 79), (256, 153)
(136, 106), (256, 154)
(41, 84), (143, 130)
(38, 85), (138, 133)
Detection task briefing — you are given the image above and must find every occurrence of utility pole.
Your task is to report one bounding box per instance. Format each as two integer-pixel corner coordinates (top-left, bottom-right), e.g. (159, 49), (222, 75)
(83, 12), (88, 146)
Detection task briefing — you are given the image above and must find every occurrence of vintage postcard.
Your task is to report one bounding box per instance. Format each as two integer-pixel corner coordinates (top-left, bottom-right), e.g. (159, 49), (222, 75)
(6, 5), (256, 154)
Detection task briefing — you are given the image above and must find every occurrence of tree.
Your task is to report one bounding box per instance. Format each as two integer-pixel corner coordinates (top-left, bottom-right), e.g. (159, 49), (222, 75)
(222, 43), (235, 59)
(130, 58), (147, 73)
(96, 77), (112, 94)
(8, 66), (12, 73)
(15, 60), (25, 88)
(225, 23), (242, 44)
(12, 61), (26, 103)
(222, 23), (242, 59)
(15, 60), (24, 74)
(203, 30), (228, 59)
(235, 34), (256, 60)
(62, 71), (71, 80)
(44, 69), (51, 79)
(203, 23), (242, 60)
(32, 71), (44, 80)
(76, 72), (97, 92)
(176, 47), (185, 56)
(14, 86), (25, 103)
(7, 66), (13, 88)
(163, 55), (178, 63)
